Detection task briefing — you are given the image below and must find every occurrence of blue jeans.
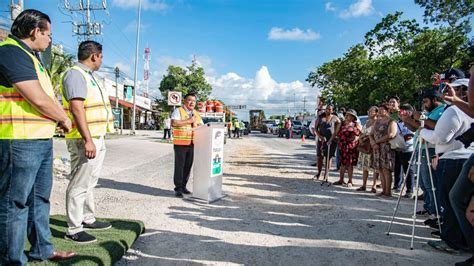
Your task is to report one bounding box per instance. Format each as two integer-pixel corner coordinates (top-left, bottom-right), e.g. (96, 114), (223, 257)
(449, 155), (474, 253)
(0, 139), (54, 265)
(419, 148), (436, 214)
(436, 158), (468, 250)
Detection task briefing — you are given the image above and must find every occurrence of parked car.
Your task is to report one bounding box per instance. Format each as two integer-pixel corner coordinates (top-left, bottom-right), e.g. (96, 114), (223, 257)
(243, 121), (251, 135)
(291, 120), (303, 135)
(302, 120), (315, 139)
(270, 124), (280, 135)
(358, 115), (368, 127)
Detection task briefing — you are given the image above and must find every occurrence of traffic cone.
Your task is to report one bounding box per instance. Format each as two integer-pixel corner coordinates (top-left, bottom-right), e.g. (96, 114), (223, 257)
(301, 134), (305, 142)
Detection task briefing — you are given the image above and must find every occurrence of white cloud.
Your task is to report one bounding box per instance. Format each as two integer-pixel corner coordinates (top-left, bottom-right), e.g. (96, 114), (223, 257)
(208, 66), (318, 118)
(124, 20), (149, 33)
(113, 61), (132, 75)
(268, 27), (320, 41)
(325, 2), (336, 12)
(112, 0), (168, 11)
(339, 0), (374, 19)
(146, 54), (318, 118)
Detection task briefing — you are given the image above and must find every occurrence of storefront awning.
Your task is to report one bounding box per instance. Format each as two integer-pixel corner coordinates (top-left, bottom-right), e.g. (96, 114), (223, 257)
(109, 96), (145, 111)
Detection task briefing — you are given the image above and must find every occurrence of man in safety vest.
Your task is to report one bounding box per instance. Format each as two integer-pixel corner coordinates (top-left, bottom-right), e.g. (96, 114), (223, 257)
(0, 10), (75, 264)
(61, 41), (114, 243)
(171, 93), (203, 198)
(233, 119), (241, 138)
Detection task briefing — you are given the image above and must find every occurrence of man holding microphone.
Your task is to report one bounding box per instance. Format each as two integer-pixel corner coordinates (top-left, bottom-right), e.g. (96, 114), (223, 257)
(171, 93), (203, 198)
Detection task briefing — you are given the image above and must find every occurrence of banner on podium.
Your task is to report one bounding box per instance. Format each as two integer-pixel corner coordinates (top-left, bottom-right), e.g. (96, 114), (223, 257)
(211, 128), (224, 177)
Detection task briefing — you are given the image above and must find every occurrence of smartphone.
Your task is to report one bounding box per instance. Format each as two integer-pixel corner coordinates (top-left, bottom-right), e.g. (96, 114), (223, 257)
(440, 83), (449, 94)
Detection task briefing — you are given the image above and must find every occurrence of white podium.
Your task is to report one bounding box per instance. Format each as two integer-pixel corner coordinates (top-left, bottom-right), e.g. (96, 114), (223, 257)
(191, 123), (226, 203)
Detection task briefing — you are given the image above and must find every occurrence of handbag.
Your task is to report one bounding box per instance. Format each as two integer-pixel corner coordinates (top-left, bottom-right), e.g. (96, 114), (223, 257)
(357, 135), (371, 154)
(389, 123), (408, 151)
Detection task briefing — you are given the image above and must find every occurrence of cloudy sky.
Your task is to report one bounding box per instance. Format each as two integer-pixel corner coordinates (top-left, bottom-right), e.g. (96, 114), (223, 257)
(1, 0), (427, 119)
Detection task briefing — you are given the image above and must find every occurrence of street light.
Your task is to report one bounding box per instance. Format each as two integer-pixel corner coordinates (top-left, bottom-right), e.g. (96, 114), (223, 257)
(131, 0), (142, 135)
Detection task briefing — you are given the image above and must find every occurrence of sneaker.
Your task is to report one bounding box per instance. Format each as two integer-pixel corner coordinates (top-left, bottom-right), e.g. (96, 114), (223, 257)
(392, 188), (401, 193)
(431, 230), (441, 238)
(82, 221), (112, 230)
(64, 231), (97, 244)
(455, 256), (474, 266)
(404, 192), (413, 198)
(427, 240), (460, 255)
(175, 191), (183, 198)
(183, 188), (191, 195)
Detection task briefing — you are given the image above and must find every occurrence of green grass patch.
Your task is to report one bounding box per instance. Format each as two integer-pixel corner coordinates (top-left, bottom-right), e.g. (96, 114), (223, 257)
(29, 215), (144, 265)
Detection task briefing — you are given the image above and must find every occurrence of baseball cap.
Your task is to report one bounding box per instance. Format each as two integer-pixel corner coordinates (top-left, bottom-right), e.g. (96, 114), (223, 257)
(449, 78), (469, 87)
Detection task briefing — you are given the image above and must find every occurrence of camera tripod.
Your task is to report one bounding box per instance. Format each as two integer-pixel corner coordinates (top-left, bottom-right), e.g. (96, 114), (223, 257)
(386, 134), (442, 250)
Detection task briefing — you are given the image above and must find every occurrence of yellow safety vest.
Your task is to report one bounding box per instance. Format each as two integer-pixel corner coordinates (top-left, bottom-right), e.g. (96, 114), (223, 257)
(0, 37), (57, 139)
(172, 107), (202, 146)
(61, 65), (114, 138)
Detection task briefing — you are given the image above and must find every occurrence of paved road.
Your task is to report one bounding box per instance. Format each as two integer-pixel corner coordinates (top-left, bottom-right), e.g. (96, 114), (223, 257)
(50, 132), (467, 265)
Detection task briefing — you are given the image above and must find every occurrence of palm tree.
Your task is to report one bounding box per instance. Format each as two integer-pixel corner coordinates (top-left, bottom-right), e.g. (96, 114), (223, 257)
(48, 45), (75, 96)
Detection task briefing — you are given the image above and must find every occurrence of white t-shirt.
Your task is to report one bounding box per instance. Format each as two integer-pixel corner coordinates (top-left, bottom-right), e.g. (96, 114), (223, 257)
(163, 118), (171, 129)
(420, 105), (474, 159)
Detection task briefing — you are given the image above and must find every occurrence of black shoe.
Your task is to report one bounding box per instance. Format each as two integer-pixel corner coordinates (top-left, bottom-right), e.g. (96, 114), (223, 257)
(82, 221), (112, 230)
(64, 231), (97, 244)
(455, 256), (474, 266)
(424, 218), (436, 226)
(183, 189), (191, 195)
(431, 230), (441, 238)
(310, 163), (317, 166)
(175, 191), (184, 198)
(416, 210), (429, 215)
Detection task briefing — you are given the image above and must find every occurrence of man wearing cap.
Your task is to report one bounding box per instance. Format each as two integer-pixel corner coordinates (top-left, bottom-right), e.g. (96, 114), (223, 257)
(393, 104), (415, 198)
(420, 78), (474, 254)
(401, 88), (445, 222)
(443, 68), (474, 265)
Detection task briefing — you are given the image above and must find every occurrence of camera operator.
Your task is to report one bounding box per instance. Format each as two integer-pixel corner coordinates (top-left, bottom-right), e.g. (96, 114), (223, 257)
(394, 104), (415, 198)
(443, 69), (474, 265)
(419, 78), (474, 255)
(400, 89), (446, 222)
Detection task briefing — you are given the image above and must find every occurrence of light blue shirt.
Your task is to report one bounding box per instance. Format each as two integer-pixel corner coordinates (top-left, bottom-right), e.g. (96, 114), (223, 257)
(397, 121), (414, 153)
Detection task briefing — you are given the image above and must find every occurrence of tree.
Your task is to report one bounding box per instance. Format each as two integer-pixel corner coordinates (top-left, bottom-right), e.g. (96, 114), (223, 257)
(415, 0), (474, 34)
(307, 9), (473, 114)
(157, 63), (213, 111)
(48, 45), (74, 96)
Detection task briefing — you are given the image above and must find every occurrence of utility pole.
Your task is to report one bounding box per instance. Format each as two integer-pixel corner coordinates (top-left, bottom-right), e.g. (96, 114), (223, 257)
(10, 0), (23, 20)
(63, 0), (107, 41)
(131, 0), (142, 135)
(303, 96), (306, 119)
(114, 66), (120, 109)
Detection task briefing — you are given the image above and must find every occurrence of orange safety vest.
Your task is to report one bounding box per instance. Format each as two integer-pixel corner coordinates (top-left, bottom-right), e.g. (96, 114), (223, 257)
(0, 37), (57, 139)
(172, 107), (202, 146)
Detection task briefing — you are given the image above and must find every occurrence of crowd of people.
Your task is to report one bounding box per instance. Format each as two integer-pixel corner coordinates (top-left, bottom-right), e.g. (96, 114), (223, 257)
(309, 67), (474, 265)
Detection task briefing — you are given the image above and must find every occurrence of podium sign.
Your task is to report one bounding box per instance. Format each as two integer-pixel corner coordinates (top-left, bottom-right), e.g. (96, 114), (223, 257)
(192, 123), (225, 203)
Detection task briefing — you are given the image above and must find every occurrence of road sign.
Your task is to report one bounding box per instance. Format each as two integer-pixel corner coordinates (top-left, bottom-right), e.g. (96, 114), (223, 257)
(168, 91), (182, 106)
(227, 105), (246, 109)
(111, 108), (121, 129)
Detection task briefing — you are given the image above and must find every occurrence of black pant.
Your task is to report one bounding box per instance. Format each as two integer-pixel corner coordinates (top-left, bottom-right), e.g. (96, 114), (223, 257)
(394, 151), (414, 192)
(173, 145), (194, 192)
(163, 129), (171, 139)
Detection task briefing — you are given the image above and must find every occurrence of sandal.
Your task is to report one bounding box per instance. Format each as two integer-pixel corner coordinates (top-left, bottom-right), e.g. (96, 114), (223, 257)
(346, 182), (353, 188)
(370, 188), (377, 193)
(356, 186), (366, 191)
(332, 180), (344, 186)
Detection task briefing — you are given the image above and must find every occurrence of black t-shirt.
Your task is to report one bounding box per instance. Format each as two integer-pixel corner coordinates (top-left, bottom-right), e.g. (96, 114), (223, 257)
(0, 35), (38, 87)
